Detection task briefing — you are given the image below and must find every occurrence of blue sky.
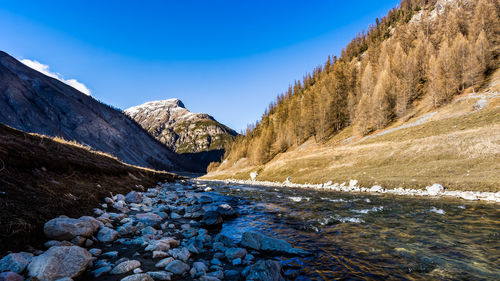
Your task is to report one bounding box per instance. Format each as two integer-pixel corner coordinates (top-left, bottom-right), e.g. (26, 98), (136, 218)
(0, 0), (400, 132)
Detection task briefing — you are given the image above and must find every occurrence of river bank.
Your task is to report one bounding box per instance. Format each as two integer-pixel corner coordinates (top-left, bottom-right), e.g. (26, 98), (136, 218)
(202, 178), (500, 203)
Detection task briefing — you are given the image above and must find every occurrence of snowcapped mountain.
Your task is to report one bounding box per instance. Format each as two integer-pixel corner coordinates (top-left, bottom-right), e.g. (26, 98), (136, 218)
(125, 99), (237, 155)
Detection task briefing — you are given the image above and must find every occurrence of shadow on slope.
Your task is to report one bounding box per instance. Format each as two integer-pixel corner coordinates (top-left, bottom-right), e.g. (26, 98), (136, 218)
(0, 124), (180, 252)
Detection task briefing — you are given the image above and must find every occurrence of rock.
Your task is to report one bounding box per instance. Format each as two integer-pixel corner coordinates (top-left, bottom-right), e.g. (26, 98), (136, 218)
(27, 246), (92, 281)
(165, 260), (190, 275)
(102, 251), (119, 258)
(110, 260), (141, 274)
(369, 185), (383, 193)
(118, 222), (137, 236)
(250, 172), (258, 180)
(225, 248), (247, 260)
(152, 251), (168, 259)
(92, 266), (112, 278)
(88, 248), (102, 256)
(120, 273), (153, 281)
(55, 278), (73, 281)
(0, 253), (31, 273)
(246, 260), (284, 281)
(214, 234), (236, 247)
(71, 236), (86, 246)
(0, 272), (24, 281)
(198, 196), (213, 204)
(126, 191), (143, 203)
(241, 231), (307, 255)
(210, 258), (222, 266)
(97, 227), (118, 243)
(147, 271), (172, 280)
(168, 247), (190, 262)
(191, 262), (208, 276)
(426, 184), (445, 196)
(155, 257), (174, 268)
(460, 191), (478, 200)
(134, 268), (144, 274)
(224, 270), (240, 280)
(135, 213), (163, 226)
(201, 211), (223, 227)
(44, 217), (100, 240)
(232, 258), (242, 266)
(216, 204), (238, 218)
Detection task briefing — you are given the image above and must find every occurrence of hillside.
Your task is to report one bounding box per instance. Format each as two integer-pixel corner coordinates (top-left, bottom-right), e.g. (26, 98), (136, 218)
(0, 51), (193, 172)
(204, 0), (500, 191)
(125, 99), (237, 170)
(0, 123), (179, 251)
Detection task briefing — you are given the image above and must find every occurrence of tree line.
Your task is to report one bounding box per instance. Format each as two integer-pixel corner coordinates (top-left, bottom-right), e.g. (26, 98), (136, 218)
(217, 0), (499, 168)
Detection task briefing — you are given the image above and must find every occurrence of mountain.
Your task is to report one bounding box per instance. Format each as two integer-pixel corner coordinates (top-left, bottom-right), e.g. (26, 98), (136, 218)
(125, 99), (237, 169)
(0, 123), (178, 251)
(204, 0), (500, 191)
(0, 51), (191, 171)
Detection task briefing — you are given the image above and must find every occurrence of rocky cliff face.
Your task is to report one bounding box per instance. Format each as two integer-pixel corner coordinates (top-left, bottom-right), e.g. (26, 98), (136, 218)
(125, 99), (237, 154)
(0, 51), (192, 172)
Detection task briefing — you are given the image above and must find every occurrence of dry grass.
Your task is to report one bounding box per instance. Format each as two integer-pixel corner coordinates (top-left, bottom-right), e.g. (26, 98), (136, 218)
(203, 73), (500, 192)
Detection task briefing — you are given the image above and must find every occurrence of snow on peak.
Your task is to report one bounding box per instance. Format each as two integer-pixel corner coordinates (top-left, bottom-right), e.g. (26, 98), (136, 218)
(124, 98), (186, 116)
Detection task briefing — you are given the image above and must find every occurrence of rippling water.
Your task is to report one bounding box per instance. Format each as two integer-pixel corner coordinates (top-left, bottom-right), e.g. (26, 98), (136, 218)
(200, 181), (500, 280)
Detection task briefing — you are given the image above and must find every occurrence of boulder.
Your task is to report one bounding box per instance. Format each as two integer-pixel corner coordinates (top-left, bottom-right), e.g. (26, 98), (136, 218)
(155, 257), (174, 268)
(225, 248), (247, 260)
(97, 227), (118, 243)
(165, 260), (190, 275)
(0, 253), (31, 273)
(246, 260), (284, 281)
(121, 273), (153, 281)
(27, 246), (92, 281)
(126, 191), (143, 203)
(426, 184), (445, 196)
(216, 204), (238, 218)
(201, 211), (223, 227)
(111, 260), (141, 274)
(241, 232), (307, 255)
(147, 271), (172, 280)
(0, 272), (24, 281)
(197, 196), (213, 205)
(44, 217), (100, 240)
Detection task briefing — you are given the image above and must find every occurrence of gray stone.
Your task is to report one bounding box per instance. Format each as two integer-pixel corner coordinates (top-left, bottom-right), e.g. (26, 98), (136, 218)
(147, 271), (172, 280)
(88, 248), (102, 256)
(126, 191), (143, 203)
(225, 248), (247, 260)
(118, 222), (137, 236)
(246, 260), (284, 281)
(224, 270), (240, 280)
(0, 253), (30, 273)
(0, 272), (24, 281)
(241, 231), (307, 255)
(135, 213), (162, 226)
(155, 257), (174, 268)
(165, 260), (190, 275)
(120, 273), (153, 281)
(110, 260), (141, 274)
(44, 217), (100, 240)
(168, 247), (190, 262)
(92, 266), (112, 278)
(27, 246), (92, 281)
(97, 227), (118, 243)
(232, 258), (242, 266)
(102, 251), (119, 258)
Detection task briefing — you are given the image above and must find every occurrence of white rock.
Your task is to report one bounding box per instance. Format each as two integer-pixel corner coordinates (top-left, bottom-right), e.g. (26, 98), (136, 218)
(426, 183), (445, 196)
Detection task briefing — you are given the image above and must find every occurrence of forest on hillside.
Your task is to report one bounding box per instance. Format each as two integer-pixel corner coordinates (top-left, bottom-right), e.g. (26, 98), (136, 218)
(211, 0), (500, 169)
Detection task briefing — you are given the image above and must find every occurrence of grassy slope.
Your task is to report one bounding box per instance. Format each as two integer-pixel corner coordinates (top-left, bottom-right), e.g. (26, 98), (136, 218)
(203, 71), (500, 192)
(0, 124), (179, 252)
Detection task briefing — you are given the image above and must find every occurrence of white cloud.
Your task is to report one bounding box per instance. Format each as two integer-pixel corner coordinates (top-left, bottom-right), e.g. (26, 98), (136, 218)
(20, 59), (91, 96)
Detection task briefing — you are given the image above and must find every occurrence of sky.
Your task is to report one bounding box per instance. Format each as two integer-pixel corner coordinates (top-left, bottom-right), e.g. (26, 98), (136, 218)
(0, 0), (400, 132)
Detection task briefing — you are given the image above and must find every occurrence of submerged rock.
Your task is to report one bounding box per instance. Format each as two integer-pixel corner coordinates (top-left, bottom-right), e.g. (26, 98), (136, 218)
(201, 211), (223, 227)
(246, 260), (284, 281)
(241, 232), (307, 255)
(27, 246), (92, 281)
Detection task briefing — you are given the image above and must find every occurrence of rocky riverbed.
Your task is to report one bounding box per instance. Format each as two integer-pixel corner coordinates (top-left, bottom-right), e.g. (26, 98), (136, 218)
(0, 180), (306, 281)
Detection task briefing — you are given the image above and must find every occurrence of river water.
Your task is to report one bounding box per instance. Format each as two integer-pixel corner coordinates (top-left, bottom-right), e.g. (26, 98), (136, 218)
(197, 180), (500, 280)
